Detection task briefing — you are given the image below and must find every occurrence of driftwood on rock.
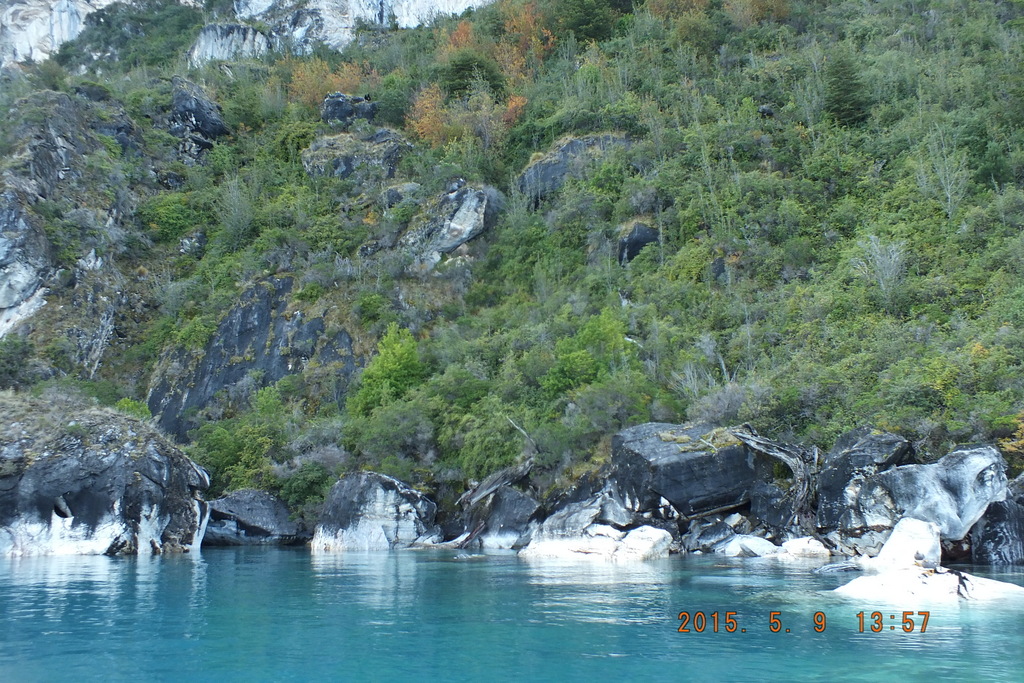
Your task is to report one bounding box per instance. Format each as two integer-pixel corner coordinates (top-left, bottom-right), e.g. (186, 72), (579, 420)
(730, 424), (819, 530)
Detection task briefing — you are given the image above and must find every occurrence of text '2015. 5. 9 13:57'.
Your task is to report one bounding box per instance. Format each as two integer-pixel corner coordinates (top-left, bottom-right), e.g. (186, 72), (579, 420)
(676, 611), (931, 633)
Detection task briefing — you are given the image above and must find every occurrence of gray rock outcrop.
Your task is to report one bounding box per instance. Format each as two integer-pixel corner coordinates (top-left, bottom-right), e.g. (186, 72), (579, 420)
(618, 220), (659, 265)
(169, 77), (230, 163)
(517, 133), (631, 205)
(464, 485), (538, 549)
(302, 128), (410, 184)
(232, 0), (490, 55)
(312, 472), (441, 551)
(0, 394), (210, 556)
(399, 180), (503, 270)
(187, 23), (272, 66)
(518, 490), (672, 561)
(204, 489), (309, 545)
(1, 0), (119, 66)
(610, 422), (754, 517)
(0, 192), (49, 315)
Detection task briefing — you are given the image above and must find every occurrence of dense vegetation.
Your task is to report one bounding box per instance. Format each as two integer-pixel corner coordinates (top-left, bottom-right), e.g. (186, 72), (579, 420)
(6, 0), (1024, 515)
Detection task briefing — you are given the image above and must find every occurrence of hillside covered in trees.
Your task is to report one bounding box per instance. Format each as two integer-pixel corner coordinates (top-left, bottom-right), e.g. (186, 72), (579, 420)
(4, 0), (1024, 521)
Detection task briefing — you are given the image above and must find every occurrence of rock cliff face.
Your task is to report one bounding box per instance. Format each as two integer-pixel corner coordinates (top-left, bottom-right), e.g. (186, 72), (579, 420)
(147, 277), (357, 440)
(0, 0), (119, 66)
(0, 394), (210, 556)
(231, 0), (490, 56)
(187, 23), (271, 67)
(0, 90), (142, 340)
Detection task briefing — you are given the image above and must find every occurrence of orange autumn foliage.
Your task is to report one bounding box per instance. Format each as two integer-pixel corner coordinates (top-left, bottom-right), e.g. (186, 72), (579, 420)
(408, 83), (449, 147)
(286, 58), (380, 109)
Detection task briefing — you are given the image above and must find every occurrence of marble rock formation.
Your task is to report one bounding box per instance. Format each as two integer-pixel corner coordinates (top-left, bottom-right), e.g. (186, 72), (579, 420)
(204, 489), (309, 546)
(187, 23), (272, 66)
(0, 397), (210, 556)
(312, 472), (441, 551)
(835, 444), (1007, 555)
(463, 485), (538, 550)
(517, 489), (672, 561)
(971, 499), (1024, 565)
(816, 428), (914, 530)
(610, 422), (754, 518)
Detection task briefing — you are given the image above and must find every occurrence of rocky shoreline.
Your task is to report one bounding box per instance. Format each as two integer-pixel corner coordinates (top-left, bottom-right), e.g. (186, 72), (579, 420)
(4, 392), (1024, 599)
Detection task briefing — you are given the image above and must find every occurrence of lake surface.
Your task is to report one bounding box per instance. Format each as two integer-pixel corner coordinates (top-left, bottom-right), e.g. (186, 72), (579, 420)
(2, 548), (1023, 682)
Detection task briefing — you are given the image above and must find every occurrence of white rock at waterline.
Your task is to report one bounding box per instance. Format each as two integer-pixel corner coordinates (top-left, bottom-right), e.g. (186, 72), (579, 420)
(834, 567), (1024, 603)
(519, 525), (672, 561)
(717, 534), (783, 557)
(873, 517), (941, 567)
(781, 537), (831, 558)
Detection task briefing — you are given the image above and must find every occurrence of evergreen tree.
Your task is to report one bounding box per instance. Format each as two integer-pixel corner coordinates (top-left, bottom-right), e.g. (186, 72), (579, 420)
(823, 47), (871, 127)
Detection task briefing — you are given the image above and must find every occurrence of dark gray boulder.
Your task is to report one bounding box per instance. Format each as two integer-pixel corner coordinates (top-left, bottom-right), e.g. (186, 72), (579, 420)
(610, 422), (754, 517)
(464, 485), (539, 549)
(618, 221), (659, 265)
(816, 428), (913, 529)
(321, 93), (378, 127)
(971, 500), (1024, 565)
(0, 395), (210, 556)
(312, 472), (440, 551)
(836, 444), (1007, 555)
(204, 489), (309, 546)
(517, 133), (630, 205)
(169, 77), (229, 162)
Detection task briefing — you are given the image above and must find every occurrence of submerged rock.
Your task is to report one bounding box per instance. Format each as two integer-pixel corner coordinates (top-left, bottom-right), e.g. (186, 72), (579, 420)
(312, 472), (441, 552)
(204, 489), (309, 546)
(0, 395), (210, 556)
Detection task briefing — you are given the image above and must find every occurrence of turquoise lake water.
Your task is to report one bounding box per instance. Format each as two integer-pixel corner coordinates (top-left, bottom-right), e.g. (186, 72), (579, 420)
(2, 548), (1023, 682)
